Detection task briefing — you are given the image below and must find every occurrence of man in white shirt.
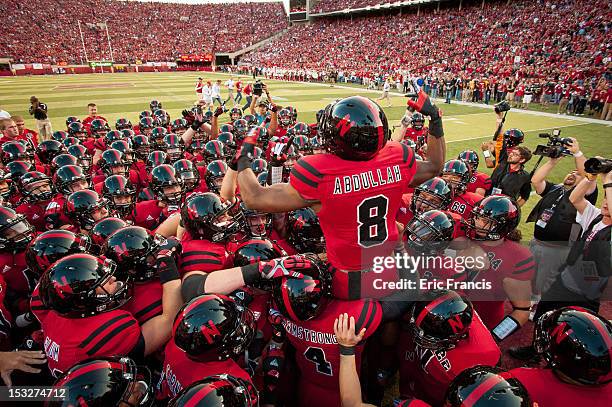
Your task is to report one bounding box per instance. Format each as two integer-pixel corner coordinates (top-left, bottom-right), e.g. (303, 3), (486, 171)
(224, 77), (235, 106)
(211, 80), (223, 107)
(377, 79), (392, 107)
(202, 81), (213, 109)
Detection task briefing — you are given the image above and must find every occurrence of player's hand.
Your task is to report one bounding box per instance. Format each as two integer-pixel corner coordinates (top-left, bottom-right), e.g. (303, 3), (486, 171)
(407, 89), (441, 120)
(182, 109), (195, 123)
(231, 126), (267, 171)
(258, 254), (313, 280)
(157, 236), (182, 259)
(214, 106), (225, 117)
(190, 109), (206, 131)
(269, 103), (279, 113)
(270, 142), (288, 166)
(334, 313), (366, 348)
(0, 351), (46, 386)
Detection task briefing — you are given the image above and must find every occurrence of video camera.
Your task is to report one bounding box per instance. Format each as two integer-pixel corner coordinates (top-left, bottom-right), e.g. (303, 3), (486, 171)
(533, 129), (572, 158)
(253, 80), (265, 97)
(585, 157), (612, 174)
(494, 100), (511, 114)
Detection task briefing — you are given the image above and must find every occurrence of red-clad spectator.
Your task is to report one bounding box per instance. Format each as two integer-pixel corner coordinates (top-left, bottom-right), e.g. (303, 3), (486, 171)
(12, 115), (39, 148)
(81, 103), (107, 132)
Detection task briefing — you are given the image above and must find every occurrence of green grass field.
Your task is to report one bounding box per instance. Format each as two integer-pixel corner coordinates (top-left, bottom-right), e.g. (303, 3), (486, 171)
(1, 72), (611, 239)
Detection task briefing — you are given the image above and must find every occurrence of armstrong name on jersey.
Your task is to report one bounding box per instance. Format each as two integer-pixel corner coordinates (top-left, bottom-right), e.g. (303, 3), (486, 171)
(283, 319), (338, 345)
(333, 165), (403, 195)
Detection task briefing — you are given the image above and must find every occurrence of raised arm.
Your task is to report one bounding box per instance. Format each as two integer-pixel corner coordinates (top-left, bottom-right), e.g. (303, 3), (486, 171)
(407, 90), (446, 187)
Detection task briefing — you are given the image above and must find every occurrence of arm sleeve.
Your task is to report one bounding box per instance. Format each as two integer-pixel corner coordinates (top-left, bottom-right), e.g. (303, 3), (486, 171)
(288, 156), (322, 201)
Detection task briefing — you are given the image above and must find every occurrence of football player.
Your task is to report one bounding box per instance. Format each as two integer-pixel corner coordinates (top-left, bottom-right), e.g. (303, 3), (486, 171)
(398, 290), (501, 405)
(156, 294), (255, 400)
(64, 190), (110, 233)
(132, 164), (183, 230)
(0, 206), (37, 320)
(32, 251), (181, 377)
(441, 159), (482, 221)
(231, 92), (446, 300)
(461, 195), (535, 332)
(101, 175), (137, 219)
(16, 171), (54, 231)
(48, 357), (151, 407)
(458, 149), (491, 196)
(104, 226), (176, 324)
(45, 165), (91, 230)
(510, 307), (612, 405)
(168, 375), (258, 406)
(177, 192), (237, 277)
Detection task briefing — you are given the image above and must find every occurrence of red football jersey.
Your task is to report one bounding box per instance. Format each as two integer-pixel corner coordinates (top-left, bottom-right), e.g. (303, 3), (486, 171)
(510, 367), (611, 407)
(449, 191), (482, 221)
(398, 312), (501, 405)
(16, 202), (48, 232)
(280, 298), (382, 407)
(178, 238), (232, 276)
(467, 171), (492, 195)
(0, 274), (13, 345)
(157, 339), (252, 399)
(289, 142), (417, 271)
(121, 280), (163, 324)
(0, 251), (36, 307)
(132, 200), (179, 231)
(469, 240), (535, 328)
(403, 127), (428, 145)
(40, 308), (140, 377)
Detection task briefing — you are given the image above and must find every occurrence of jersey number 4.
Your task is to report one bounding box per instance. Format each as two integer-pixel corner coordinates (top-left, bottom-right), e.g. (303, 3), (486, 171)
(357, 195), (389, 248)
(304, 346), (333, 376)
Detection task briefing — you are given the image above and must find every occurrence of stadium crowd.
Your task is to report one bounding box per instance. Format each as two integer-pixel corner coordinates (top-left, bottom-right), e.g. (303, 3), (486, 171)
(243, 0), (611, 117)
(0, 0), (287, 64)
(0, 73), (610, 405)
(311, 0), (390, 14)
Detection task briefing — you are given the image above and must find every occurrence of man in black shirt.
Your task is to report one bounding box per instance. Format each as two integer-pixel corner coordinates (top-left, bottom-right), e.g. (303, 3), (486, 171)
(28, 96), (51, 142)
(491, 146), (533, 206)
(527, 138), (597, 296)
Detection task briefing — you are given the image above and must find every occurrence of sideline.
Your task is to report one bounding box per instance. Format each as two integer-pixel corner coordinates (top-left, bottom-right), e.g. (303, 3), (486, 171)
(213, 72), (612, 127)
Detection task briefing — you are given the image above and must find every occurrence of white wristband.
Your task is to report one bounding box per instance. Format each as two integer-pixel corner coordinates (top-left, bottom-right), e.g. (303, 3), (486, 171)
(572, 151), (583, 158)
(483, 150), (491, 158)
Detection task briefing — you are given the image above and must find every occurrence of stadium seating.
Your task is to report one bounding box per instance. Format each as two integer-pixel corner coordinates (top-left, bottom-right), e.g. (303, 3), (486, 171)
(311, 0), (391, 14)
(0, 0), (287, 64)
(245, 0), (609, 82)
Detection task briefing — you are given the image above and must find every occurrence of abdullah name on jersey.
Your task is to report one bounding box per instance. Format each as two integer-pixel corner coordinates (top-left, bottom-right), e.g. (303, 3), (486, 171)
(289, 141), (417, 299)
(398, 311), (501, 406)
(278, 298), (382, 407)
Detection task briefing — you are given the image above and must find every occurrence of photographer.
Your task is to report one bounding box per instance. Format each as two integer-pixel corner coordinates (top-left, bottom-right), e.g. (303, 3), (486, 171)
(482, 108), (532, 205)
(28, 96), (51, 142)
(249, 80), (271, 124)
(511, 165), (612, 361)
(527, 138), (597, 297)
